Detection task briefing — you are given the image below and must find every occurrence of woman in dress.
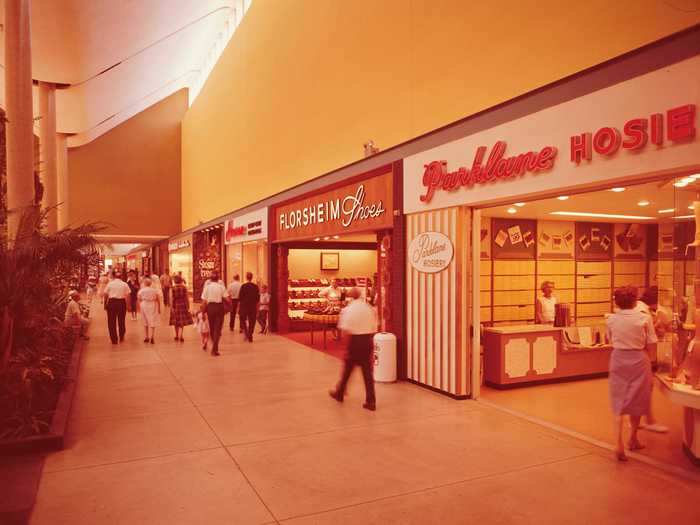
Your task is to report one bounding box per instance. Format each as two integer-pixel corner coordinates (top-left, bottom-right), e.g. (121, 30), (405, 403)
(606, 286), (658, 461)
(137, 278), (161, 344)
(169, 275), (193, 342)
(126, 271), (140, 320)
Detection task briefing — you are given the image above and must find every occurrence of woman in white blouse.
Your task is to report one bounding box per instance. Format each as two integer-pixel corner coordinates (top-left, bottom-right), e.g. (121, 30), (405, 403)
(606, 286), (658, 461)
(138, 278), (161, 344)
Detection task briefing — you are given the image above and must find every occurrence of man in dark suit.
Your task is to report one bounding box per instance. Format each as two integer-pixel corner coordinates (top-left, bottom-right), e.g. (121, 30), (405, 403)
(239, 272), (260, 342)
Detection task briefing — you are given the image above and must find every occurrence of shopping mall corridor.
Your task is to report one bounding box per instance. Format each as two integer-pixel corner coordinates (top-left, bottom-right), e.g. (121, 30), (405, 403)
(30, 306), (698, 524)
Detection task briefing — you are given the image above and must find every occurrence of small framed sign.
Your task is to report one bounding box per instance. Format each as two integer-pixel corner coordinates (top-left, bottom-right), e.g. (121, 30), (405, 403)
(320, 252), (340, 271)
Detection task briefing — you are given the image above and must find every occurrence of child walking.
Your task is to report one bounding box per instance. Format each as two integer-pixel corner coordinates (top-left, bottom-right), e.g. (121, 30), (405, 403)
(258, 284), (271, 334)
(195, 307), (210, 351)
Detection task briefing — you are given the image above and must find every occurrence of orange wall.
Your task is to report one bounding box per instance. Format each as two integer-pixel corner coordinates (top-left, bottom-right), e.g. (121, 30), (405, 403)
(68, 89), (188, 235)
(181, 1), (700, 230)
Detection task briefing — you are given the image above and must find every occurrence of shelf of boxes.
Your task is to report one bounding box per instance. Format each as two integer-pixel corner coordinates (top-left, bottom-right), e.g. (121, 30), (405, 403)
(576, 260), (612, 324)
(492, 260), (535, 325)
(480, 259), (492, 323)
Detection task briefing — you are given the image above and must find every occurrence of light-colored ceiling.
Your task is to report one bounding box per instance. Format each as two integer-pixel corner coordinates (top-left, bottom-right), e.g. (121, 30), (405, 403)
(482, 175), (700, 223)
(0, 0), (251, 147)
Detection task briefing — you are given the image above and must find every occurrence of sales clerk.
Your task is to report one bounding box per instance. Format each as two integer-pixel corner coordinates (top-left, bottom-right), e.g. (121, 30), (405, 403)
(536, 281), (557, 324)
(319, 278), (342, 308)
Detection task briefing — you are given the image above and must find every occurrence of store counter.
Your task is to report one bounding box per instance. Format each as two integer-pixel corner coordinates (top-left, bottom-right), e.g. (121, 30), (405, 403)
(483, 324), (612, 388)
(656, 375), (700, 466)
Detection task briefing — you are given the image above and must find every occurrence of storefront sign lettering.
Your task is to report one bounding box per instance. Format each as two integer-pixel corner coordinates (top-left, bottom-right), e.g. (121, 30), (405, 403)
(420, 141), (557, 203)
(408, 232), (454, 273)
(279, 184), (386, 231)
(224, 208), (268, 244)
(570, 104), (696, 163)
(168, 239), (191, 251)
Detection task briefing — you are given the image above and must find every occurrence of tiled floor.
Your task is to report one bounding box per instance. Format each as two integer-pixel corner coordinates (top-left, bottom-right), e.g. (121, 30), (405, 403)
(30, 306), (700, 524)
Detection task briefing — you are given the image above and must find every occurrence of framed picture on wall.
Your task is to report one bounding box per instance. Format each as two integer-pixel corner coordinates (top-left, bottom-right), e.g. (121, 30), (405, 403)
(320, 252), (340, 271)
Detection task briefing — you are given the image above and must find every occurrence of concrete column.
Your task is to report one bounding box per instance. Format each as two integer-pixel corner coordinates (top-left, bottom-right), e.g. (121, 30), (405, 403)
(39, 82), (58, 233)
(4, 0), (35, 239)
(56, 133), (69, 229)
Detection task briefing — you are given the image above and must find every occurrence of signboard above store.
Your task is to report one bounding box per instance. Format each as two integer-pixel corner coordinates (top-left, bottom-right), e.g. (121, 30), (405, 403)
(273, 170), (394, 242)
(168, 239), (191, 252)
(404, 55), (700, 214)
(224, 207), (268, 244)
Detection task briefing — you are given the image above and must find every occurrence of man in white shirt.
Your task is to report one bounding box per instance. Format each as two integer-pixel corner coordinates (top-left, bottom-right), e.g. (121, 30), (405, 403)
(104, 272), (131, 344)
(329, 287), (378, 411)
(227, 274), (242, 333)
(201, 270), (228, 356)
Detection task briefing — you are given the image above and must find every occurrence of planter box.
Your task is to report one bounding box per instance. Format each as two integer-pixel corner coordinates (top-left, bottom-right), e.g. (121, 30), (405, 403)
(0, 337), (85, 455)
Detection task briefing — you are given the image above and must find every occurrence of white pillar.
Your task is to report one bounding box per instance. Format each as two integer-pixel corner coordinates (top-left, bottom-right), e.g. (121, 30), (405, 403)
(39, 82), (58, 233)
(4, 0), (35, 239)
(56, 133), (69, 229)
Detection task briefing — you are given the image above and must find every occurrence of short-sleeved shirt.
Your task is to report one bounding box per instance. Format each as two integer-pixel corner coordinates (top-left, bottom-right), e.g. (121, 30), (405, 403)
(201, 281), (227, 303)
(606, 309), (658, 350)
(337, 299), (377, 335)
(319, 286), (342, 305)
(104, 279), (131, 299)
(228, 281), (242, 299)
(138, 287), (160, 302)
(538, 295), (557, 323)
(64, 300), (81, 325)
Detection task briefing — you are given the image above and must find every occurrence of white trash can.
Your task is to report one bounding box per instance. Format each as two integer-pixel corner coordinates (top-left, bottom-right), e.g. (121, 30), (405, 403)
(373, 332), (397, 382)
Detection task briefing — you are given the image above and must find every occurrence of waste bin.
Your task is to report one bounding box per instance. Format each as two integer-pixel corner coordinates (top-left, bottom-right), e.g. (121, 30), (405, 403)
(373, 332), (397, 382)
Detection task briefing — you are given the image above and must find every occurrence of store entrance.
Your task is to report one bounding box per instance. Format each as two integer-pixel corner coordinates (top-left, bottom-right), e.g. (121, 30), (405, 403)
(273, 232), (387, 358)
(476, 175), (699, 473)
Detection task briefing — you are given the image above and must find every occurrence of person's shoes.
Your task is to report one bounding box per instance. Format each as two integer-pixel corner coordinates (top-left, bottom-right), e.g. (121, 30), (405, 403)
(616, 450), (628, 462)
(174, 336), (179, 341)
(120, 336), (125, 342)
(641, 423), (669, 433)
(239, 329), (244, 334)
(150, 338), (155, 344)
(179, 337), (184, 342)
(144, 338), (149, 343)
(362, 402), (376, 412)
(202, 343), (207, 351)
(628, 439), (645, 451)
(328, 390), (343, 403)
(211, 350), (220, 356)
(249, 337), (253, 342)
(111, 341), (118, 345)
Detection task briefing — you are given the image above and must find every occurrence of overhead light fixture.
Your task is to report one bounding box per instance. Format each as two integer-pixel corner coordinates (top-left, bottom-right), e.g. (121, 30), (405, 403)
(514, 202), (525, 207)
(674, 181), (688, 188)
(658, 208), (675, 213)
(314, 237), (321, 241)
(637, 200), (650, 207)
(673, 215), (694, 220)
(557, 195), (569, 201)
(323, 236), (331, 240)
(333, 235), (340, 239)
(682, 177), (695, 184)
(689, 204), (695, 210)
(507, 207), (517, 214)
(690, 174), (700, 180)
(610, 187), (626, 192)
(550, 211), (654, 220)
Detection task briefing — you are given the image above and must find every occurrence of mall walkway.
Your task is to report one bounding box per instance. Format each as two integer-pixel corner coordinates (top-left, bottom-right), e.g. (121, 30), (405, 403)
(30, 308), (698, 524)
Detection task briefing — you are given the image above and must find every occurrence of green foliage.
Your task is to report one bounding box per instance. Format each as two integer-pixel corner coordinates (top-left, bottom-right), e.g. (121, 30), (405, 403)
(0, 208), (103, 439)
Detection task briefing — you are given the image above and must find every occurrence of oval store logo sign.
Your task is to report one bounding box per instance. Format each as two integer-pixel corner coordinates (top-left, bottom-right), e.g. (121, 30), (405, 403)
(409, 232), (454, 273)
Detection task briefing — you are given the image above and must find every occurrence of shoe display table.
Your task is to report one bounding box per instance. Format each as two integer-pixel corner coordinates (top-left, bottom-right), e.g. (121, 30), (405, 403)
(303, 313), (340, 350)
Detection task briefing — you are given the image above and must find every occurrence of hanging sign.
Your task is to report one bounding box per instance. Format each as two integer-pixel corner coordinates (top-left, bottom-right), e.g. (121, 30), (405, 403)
(168, 239), (191, 252)
(408, 231), (454, 273)
(273, 170), (393, 242)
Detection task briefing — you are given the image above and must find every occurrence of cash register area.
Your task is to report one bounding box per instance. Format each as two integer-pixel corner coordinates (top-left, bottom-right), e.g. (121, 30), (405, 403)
(477, 177), (698, 473)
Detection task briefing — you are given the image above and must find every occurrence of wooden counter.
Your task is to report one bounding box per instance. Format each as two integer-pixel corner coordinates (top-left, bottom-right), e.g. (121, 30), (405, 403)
(483, 324), (612, 388)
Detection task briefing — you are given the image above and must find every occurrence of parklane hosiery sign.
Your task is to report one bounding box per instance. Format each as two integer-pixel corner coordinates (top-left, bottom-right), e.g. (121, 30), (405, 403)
(408, 231), (454, 273)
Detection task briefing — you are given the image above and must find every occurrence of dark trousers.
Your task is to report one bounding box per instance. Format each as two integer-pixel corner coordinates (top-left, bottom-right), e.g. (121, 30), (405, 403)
(257, 310), (268, 333)
(336, 334), (376, 404)
(106, 298), (127, 343)
(241, 309), (257, 341)
(228, 299), (240, 330)
(162, 286), (170, 306)
(207, 303), (225, 351)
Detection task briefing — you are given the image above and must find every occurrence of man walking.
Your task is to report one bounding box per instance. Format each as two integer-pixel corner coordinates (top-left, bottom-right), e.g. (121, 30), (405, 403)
(329, 287), (377, 411)
(239, 272), (260, 342)
(201, 270), (227, 356)
(227, 274), (242, 332)
(160, 269), (172, 307)
(104, 271), (130, 344)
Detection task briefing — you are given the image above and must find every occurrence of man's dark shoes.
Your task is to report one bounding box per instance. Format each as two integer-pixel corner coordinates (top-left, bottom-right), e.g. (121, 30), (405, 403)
(211, 350), (220, 356)
(362, 402), (376, 411)
(328, 390), (343, 403)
